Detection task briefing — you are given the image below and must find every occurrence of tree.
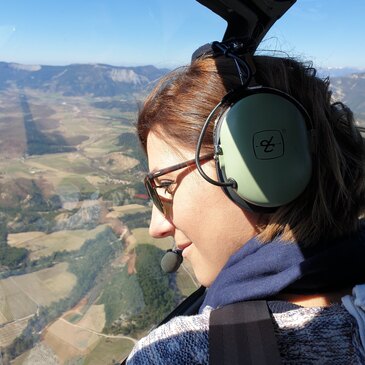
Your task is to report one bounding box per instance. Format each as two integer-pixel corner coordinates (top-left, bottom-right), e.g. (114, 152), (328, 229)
(0, 219), (8, 246)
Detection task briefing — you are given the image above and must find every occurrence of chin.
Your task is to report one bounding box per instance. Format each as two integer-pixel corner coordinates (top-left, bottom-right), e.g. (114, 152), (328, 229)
(194, 270), (215, 288)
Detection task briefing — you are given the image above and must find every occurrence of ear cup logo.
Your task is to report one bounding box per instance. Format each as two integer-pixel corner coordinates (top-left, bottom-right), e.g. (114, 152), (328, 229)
(253, 130), (284, 160)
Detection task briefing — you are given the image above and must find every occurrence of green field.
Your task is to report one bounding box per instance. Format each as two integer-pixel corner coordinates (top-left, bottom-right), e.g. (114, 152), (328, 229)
(64, 312), (83, 324)
(57, 175), (97, 193)
(0, 320), (29, 347)
(132, 227), (172, 250)
(0, 160), (30, 175)
(83, 338), (134, 365)
(27, 153), (95, 175)
(108, 204), (149, 218)
(0, 262), (76, 324)
(97, 267), (145, 330)
(8, 224), (110, 260)
(0, 279), (37, 322)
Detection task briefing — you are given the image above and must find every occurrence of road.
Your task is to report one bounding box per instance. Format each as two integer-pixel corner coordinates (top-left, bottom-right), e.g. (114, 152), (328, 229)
(59, 317), (137, 344)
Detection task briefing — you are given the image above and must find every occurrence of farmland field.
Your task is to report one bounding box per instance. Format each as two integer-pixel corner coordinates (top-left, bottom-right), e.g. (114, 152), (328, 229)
(83, 338), (134, 365)
(131, 227), (172, 250)
(8, 224), (110, 260)
(106, 204), (149, 219)
(0, 278), (37, 322)
(45, 318), (101, 354)
(0, 319), (29, 347)
(0, 263), (76, 322)
(43, 303), (134, 364)
(0, 263), (77, 346)
(4, 263), (75, 305)
(11, 343), (60, 365)
(8, 231), (47, 246)
(73, 304), (106, 332)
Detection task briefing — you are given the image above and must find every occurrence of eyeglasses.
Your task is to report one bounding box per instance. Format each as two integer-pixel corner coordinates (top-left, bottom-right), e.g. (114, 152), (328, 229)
(144, 153), (215, 215)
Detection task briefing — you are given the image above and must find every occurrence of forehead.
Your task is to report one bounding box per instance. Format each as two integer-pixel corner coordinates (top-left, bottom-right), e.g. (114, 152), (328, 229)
(146, 131), (194, 171)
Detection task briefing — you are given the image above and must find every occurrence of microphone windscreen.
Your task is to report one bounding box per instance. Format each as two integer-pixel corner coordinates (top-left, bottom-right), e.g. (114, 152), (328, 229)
(161, 250), (183, 273)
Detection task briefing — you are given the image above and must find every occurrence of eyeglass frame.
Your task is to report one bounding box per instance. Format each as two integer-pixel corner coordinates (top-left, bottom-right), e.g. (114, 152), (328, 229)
(144, 152), (215, 215)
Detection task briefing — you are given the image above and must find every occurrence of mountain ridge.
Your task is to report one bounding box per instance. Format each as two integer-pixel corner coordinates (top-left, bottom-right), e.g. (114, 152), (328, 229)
(319, 67), (365, 78)
(331, 73), (365, 123)
(0, 61), (169, 96)
(0, 61), (363, 122)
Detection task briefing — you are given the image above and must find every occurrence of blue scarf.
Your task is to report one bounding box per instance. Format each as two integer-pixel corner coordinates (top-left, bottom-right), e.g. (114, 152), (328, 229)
(200, 225), (365, 311)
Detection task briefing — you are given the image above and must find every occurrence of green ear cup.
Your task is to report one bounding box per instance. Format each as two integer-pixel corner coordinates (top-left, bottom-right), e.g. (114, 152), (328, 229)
(215, 88), (312, 209)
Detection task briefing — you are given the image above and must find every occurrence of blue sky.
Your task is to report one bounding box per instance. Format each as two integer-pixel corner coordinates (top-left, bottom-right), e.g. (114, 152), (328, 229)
(0, 0), (364, 69)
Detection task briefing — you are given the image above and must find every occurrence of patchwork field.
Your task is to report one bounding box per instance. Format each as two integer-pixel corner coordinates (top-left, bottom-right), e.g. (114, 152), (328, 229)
(75, 304), (106, 332)
(12, 343), (60, 365)
(0, 263), (76, 324)
(0, 263), (77, 347)
(26, 153), (95, 175)
(131, 227), (172, 250)
(45, 318), (101, 354)
(0, 277), (37, 323)
(0, 153), (134, 195)
(0, 89), (138, 208)
(106, 204), (149, 219)
(8, 224), (109, 260)
(83, 338), (134, 365)
(0, 319), (29, 347)
(7, 231), (47, 246)
(43, 303), (134, 364)
(99, 152), (139, 174)
(18, 151), (137, 191)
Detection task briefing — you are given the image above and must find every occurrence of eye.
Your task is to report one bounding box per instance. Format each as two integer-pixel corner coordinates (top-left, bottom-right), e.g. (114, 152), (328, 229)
(156, 180), (175, 197)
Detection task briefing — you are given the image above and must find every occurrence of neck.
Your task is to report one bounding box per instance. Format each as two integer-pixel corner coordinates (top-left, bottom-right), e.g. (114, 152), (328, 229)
(276, 288), (352, 307)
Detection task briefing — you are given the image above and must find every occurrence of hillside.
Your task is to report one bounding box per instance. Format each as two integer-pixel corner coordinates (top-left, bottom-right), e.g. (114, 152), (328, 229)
(331, 73), (365, 124)
(0, 62), (169, 96)
(0, 61), (364, 122)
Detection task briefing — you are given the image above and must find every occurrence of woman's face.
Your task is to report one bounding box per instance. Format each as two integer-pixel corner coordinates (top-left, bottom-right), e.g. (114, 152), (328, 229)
(146, 131), (259, 287)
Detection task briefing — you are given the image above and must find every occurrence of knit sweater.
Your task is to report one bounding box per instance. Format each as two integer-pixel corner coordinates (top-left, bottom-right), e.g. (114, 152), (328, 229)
(127, 229), (365, 364)
(126, 301), (363, 364)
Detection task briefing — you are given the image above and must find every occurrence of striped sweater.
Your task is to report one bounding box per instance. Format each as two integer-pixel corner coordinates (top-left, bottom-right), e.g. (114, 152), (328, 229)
(127, 301), (363, 364)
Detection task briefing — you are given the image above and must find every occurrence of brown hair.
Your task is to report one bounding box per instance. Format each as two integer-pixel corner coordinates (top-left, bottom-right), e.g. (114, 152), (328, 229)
(137, 55), (365, 245)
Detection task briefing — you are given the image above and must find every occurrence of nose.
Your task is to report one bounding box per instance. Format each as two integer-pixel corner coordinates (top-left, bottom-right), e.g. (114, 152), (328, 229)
(149, 205), (175, 238)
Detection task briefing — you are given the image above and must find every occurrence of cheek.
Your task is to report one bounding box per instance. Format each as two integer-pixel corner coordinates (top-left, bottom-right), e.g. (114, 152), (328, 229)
(172, 176), (200, 220)
(170, 172), (206, 227)
(172, 171), (219, 236)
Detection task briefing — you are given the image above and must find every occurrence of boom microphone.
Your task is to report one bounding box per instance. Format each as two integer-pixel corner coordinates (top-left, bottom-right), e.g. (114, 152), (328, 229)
(161, 249), (183, 273)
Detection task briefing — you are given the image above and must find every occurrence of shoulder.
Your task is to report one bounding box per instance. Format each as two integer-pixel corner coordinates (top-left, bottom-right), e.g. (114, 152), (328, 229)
(126, 307), (212, 365)
(272, 301), (352, 326)
(272, 303), (362, 363)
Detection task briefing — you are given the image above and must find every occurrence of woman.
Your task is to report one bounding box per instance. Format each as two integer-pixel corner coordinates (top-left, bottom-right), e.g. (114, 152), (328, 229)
(126, 42), (365, 364)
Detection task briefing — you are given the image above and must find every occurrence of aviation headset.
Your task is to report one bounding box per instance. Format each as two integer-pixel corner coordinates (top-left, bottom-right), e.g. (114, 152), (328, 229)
(193, 40), (313, 213)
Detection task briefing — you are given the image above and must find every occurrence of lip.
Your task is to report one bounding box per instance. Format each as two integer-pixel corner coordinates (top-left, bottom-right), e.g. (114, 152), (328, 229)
(176, 242), (192, 251)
